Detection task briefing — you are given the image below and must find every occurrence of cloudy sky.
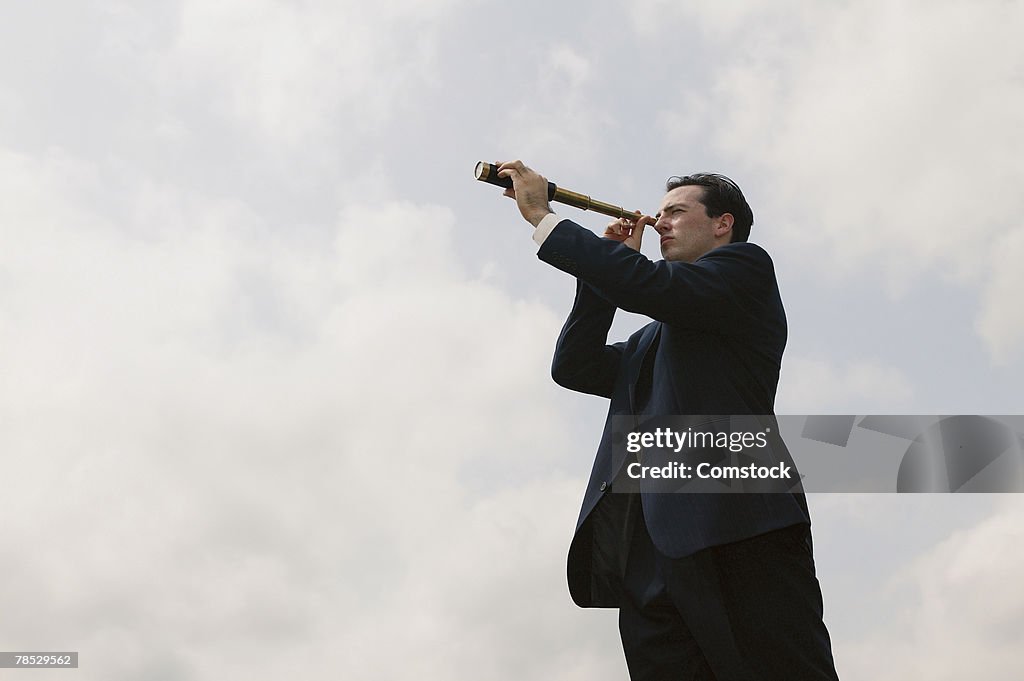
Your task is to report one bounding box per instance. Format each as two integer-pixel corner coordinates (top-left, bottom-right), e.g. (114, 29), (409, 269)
(2, 1), (1023, 679)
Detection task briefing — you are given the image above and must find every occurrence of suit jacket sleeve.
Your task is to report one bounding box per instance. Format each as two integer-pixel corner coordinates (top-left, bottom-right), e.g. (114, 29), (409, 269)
(538, 219), (775, 335)
(550, 280), (625, 398)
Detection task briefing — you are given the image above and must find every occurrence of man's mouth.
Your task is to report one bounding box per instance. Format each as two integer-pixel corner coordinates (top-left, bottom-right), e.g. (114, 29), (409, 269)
(660, 236), (673, 245)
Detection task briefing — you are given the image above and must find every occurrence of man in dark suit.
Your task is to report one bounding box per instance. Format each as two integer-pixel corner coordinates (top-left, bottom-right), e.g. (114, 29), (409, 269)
(496, 161), (840, 680)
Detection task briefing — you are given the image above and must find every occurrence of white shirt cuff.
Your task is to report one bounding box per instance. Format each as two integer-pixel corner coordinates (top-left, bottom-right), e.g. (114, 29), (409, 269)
(532, 213), (562, 247)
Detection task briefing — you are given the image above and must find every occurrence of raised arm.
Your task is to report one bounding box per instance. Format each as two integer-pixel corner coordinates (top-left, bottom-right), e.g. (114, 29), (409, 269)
(550, 280), (625, 398)
(539, 219), (775, 335)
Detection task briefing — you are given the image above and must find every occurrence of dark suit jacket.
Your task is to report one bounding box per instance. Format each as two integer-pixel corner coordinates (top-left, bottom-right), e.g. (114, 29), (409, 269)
(538, 219), (810, 608)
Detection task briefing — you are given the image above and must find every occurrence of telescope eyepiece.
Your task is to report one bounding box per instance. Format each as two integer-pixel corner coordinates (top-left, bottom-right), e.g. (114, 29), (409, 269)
(474, 161), (512, 189)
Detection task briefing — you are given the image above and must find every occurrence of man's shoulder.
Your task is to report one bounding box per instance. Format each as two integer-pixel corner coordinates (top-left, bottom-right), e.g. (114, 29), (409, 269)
(700, 240), (773, 262)
(696, 240), (774, 280)
(694, 241), (777, 279)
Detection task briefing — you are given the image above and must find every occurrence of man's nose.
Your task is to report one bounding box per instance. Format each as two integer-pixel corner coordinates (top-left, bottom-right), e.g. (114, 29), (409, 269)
(654, 218), (670, 234)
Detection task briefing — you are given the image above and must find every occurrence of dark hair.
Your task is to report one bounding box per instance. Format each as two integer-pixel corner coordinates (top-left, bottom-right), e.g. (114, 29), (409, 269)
(665, 173), (753, 243)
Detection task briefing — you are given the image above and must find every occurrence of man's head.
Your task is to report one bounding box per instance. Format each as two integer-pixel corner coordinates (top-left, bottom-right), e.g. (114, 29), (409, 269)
(654, 173), (753, 263)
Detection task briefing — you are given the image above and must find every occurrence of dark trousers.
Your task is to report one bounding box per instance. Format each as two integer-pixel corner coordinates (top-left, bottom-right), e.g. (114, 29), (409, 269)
(619, 510), (840, 681)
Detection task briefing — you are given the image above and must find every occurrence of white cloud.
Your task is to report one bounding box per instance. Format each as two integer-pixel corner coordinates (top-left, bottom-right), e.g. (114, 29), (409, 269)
(630, 0), (815, 37)
(161, 0), (471, 145)
(0, 145), (622, 679)
(499, 45), (613, 167)
(837, 498), (1024, 681)
(777, 356), (915, 413)
(977, 228), (1024, 364)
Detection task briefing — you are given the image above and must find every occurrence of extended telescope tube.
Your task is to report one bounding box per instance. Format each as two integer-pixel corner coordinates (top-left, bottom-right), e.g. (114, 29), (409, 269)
(474, 161), (644, 221)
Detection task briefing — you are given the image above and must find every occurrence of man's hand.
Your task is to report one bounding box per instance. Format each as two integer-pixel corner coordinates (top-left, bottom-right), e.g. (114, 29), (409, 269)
(603, 214), (654, 252)
(496, 160), (553, 227)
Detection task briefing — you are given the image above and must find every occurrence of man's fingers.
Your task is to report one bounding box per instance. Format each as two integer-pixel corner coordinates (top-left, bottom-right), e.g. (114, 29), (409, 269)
(496, 159), (527, 179)
(622, 213), (654, 226)
(634, 214), (656, 228)
(603, 218), (635, 240)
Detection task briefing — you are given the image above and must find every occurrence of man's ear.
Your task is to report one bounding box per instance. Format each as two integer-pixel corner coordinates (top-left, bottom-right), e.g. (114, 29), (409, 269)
(716, 213), (735, 238)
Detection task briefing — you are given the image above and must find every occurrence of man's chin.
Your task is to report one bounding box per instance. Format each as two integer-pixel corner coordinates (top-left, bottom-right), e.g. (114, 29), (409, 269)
(662, 248), (687, 263)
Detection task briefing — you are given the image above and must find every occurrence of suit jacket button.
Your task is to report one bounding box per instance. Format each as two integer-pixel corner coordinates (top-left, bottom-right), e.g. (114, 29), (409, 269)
(599, 481), (608, 492)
